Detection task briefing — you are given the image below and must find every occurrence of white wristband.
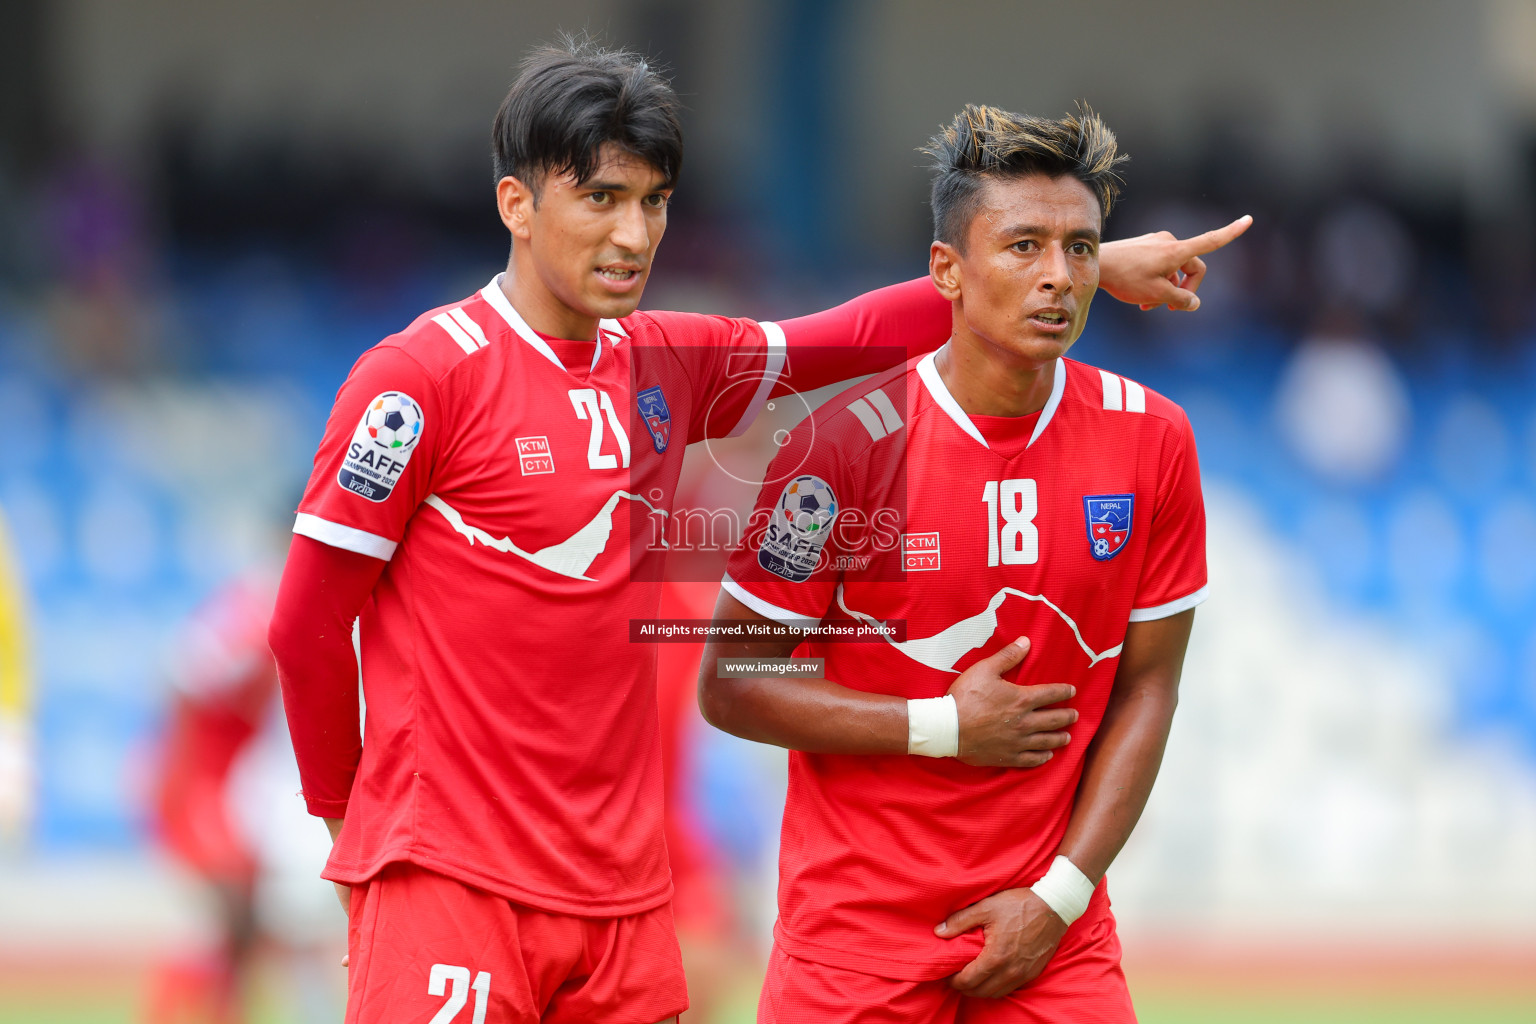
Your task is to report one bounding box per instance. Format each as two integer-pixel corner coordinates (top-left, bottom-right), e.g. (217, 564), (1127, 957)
(907, 695), (959, 758)
(1029, 856), (1095, 926)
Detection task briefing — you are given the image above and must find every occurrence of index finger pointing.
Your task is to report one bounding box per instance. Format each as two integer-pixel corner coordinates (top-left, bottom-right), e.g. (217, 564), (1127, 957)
(1176, 214), (1253, 259)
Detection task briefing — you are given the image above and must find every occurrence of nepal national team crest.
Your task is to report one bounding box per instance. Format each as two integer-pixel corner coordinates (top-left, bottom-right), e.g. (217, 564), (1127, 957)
(1084, 494), (1134, 561)
(636, 385), (671, 453)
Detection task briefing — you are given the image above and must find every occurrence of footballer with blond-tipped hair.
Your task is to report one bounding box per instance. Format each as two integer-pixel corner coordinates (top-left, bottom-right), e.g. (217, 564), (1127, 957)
(704, 104), (1215, 1022)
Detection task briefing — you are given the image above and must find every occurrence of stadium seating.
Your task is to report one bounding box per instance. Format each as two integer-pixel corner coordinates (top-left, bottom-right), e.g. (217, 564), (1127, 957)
(2, 270), (1533, 889)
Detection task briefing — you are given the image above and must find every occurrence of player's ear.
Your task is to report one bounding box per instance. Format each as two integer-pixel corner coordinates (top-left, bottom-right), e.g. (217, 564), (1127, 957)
(930, 240), (962, 302)
(497, 175), (536, 241)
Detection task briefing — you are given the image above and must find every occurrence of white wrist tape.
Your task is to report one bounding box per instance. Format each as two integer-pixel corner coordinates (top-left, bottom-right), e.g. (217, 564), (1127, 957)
(1029, 856), (1095, 925)
(906, 695), (959, 757)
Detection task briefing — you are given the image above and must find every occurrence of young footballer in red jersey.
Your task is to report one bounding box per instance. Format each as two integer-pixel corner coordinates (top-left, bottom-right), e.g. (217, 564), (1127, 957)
(148, 575), (275, 1024)
(268, 37), (1245, 1024)
(703, 105), (1209, 1023)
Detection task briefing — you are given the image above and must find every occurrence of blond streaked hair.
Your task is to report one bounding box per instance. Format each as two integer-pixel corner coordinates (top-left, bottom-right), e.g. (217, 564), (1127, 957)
(922, 103), (1127, 248)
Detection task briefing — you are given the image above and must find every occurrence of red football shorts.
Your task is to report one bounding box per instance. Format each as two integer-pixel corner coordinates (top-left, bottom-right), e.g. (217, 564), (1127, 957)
(343, 863), (688, 1024)
(758, 907), (1134, 1024)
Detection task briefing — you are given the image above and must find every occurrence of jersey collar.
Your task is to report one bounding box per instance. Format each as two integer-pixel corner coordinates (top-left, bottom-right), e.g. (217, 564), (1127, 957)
(915, 346), (1067, 451)
(480, 273), (625, 374)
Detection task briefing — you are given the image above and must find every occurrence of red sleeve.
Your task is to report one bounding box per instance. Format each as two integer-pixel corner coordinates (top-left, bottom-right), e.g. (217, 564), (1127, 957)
(292, 345), (443, 559)
(721, 418), (858, 627)
(642, 279), (948, 444)
(639, 309), (780, 443)
(1130, 412), (1208, 620)
(267, 535), (385, 817)
(771, 277), (949, 396)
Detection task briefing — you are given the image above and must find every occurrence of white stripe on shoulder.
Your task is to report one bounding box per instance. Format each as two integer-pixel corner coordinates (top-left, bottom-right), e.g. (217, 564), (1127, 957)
(846, 397), (887, 441)
(1124, 378), (1146, 413)
(721, 573), (823, 630)
(1128, 585), (1208, 622)
(431, 312), (480, 356)
(1099, 369), (1122, 411)
(864, 388), (904, 434)
(447, 307), (490, 348)
(293, 513), (397, 561)
(726, 320), (788, 438)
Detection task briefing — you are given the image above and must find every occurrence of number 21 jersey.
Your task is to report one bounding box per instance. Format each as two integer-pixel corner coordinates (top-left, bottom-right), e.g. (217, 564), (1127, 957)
(293, 275), (784, 916)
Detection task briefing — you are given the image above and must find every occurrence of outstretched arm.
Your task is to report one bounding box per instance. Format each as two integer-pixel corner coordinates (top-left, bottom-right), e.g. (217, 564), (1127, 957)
(934, 609), (1195, 999)
(1099, 215), (1252, 311)
(772, 216), (1252, 395)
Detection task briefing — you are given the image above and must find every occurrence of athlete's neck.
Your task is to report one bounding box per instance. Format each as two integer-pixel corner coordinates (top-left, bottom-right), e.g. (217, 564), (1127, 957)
(935, 331), (1056, 418)
(499, 259), (599, 342)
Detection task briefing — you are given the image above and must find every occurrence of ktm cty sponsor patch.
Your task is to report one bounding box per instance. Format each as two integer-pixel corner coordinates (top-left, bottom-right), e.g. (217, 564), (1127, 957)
(337, 392), (424, 502)
(901, 532), (941, 571)
(516, 436), (554, 475)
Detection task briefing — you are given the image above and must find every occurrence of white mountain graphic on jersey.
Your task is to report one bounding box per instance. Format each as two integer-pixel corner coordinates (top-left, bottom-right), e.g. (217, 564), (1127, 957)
(836, 585), (1123, 672)
(425, 491), (667, 581)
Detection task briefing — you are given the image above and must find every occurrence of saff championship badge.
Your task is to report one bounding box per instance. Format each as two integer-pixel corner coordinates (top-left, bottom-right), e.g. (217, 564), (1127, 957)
(758, 474), (838, 582)
(337, 392), (424, 502)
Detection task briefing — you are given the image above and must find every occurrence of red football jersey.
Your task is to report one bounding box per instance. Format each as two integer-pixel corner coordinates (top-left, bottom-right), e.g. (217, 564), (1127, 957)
(723, 351), (1207, 978)
(293, 275), (789, 915)
(156, 574), (277, 880)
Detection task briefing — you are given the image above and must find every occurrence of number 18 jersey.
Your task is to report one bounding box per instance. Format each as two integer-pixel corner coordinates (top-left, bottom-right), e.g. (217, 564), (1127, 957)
(723, 350), (1207, 979)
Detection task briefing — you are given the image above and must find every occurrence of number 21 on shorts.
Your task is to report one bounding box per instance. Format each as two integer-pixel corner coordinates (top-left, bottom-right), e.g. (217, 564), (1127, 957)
(428, 964), (490, 1024)
(982, 479), (1038, 566)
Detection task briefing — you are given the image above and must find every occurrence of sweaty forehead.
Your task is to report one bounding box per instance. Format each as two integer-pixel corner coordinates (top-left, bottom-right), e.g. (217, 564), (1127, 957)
(971, 173), (1101, 238)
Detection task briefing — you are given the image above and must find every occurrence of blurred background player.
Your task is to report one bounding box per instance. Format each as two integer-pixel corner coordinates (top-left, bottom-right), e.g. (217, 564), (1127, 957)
(655, 578), (757, 1019)
(146, 570), (343, 1024)
(0, 505), (33, 850)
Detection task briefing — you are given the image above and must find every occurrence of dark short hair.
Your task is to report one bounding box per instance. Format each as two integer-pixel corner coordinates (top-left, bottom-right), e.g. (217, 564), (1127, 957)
(923, 104), (1127, 249)
(492, 36), (683, 196)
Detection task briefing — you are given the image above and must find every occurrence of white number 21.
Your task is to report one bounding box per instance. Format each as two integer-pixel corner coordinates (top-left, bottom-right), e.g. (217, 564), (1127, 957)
(428, 963), (490, 1024)
(982, 479), (1039, 566)
(569, 388), (631, 470)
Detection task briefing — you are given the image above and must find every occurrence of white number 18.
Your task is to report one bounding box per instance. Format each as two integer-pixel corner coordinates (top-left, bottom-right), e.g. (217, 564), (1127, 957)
(982, 479), (1038, 566)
